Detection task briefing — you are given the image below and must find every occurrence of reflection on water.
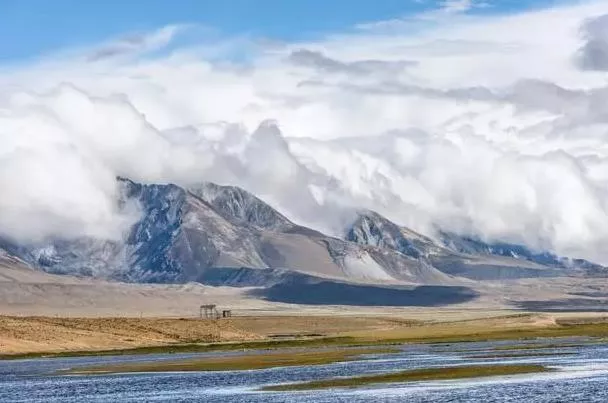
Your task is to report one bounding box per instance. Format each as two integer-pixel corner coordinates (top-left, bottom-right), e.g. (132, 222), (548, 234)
(1, 339), (608, 402)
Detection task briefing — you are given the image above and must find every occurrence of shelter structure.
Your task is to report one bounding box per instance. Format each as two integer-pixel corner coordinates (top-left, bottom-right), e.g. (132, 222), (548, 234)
(200, 304), (219, 319)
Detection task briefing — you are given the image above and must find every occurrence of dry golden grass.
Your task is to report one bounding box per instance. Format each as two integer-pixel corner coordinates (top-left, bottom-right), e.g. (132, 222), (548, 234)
(0, 315), (416, 356)
(340, 313), (608, 344)
(0, 316), (260, 354)
(219, 315), (419, 337)
(2, 312), (608, 358)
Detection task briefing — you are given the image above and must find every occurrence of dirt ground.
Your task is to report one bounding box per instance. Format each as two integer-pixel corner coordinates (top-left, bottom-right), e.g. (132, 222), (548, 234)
(0, 316), (255, 354)
(0, 315), (415, 354)
(2, 311), (607, 355)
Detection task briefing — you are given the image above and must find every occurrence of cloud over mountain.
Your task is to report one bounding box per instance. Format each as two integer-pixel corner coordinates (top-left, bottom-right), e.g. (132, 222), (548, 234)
(2, 0), (608, 263)
(578, 13), (608, 71)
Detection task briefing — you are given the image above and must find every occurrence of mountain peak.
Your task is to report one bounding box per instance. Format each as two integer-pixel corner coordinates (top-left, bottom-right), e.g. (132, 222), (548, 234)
(346, 210), (430, 259)
(188, 182), (294, 231)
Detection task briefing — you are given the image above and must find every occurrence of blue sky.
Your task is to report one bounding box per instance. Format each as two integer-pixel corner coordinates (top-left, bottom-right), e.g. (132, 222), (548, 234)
(0, 0), (565, 61)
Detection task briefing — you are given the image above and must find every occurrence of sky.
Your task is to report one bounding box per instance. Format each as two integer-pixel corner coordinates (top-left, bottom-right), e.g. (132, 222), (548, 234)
(3, 0), (608, 264)
(1, 0), (561, 61)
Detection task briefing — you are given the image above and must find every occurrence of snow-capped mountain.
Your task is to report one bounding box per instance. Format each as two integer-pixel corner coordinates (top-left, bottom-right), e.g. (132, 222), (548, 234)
(0, 179), (451, 285)
(344, 210), (603, 280)
(0, 178), (602, 286)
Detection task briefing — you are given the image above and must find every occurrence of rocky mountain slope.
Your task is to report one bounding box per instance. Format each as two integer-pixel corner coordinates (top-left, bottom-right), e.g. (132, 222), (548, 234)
(345, 210), (602, 280)
(0, 179), (451, 285)
(0, 179), (602, 288)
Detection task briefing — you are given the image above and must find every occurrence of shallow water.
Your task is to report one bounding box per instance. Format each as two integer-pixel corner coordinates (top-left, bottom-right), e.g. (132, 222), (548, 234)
(1, 339), (608, 402)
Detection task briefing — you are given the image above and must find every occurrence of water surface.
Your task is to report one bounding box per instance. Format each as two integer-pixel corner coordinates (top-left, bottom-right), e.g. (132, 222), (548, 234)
(2, 339), (607, 402)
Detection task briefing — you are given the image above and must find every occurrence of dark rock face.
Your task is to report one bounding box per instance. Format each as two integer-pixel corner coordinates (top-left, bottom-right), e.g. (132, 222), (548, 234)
(122, 179), (189, 282)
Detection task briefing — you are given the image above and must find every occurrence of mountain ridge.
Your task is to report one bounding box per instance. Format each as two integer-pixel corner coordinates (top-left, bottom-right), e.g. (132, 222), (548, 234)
(0, 178), (603, 289)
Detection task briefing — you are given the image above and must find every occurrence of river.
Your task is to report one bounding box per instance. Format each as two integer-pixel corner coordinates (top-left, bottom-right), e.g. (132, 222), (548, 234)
(1, 339), (607, 402)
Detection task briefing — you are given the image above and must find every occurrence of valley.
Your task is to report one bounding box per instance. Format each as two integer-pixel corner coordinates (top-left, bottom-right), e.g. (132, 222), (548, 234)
(1, 179), (608, 359)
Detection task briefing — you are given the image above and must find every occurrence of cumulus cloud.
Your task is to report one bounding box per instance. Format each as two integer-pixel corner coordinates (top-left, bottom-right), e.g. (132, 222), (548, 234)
(287, 49), (416, 76)
(0, 84), (214, 244)
(0, 87), (134, 243)
(438, 0), (487, 15)
(86, 25), (185, 62)
(577, 13), (608, 71)
(2, 0), (608, 264)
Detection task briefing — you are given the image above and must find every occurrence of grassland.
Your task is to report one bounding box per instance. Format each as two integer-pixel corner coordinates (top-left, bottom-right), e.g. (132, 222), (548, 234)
(262, 364), (551, 391)
(345, 319), (608, 345)
(2, 313), (608, 360)
(61, 347), (397, 375)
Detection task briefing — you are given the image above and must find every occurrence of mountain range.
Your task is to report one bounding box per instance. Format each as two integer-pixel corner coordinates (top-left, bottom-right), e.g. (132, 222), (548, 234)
(0, 178), (603, 299)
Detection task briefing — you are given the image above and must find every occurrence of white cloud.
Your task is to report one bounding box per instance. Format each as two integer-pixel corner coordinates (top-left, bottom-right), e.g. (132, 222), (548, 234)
(438, 0), (486, 14)
(84, 25), (185, 62)
(577, 13), (608, 70)
(2, 1), (608, 263)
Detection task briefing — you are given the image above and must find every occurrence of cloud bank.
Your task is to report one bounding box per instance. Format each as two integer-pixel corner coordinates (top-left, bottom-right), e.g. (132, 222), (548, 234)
(2, 1), (608, 263)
